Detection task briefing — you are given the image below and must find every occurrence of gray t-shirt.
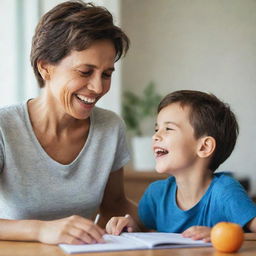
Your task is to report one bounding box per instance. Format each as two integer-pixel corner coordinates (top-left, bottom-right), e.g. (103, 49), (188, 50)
(0, 103), (130, 220)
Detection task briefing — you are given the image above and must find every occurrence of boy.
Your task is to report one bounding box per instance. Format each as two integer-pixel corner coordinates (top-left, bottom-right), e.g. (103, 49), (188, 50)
(106, 90), (256, 241)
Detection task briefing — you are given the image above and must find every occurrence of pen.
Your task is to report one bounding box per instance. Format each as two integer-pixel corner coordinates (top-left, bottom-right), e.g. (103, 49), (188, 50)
(94, 213), (100, 225)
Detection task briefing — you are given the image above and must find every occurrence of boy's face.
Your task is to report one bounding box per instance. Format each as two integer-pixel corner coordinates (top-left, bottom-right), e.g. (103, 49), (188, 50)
(153, 102), (201, 175)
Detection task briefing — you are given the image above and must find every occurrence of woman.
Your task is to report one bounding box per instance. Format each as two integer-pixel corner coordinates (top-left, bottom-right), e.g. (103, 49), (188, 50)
(0, 1), (137, 245)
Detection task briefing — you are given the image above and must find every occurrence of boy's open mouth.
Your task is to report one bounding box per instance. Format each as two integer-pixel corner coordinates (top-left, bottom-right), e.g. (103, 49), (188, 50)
(154, 147), (169, 158)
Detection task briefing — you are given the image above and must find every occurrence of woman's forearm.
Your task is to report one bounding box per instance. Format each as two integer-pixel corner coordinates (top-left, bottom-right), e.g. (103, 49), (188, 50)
(0, 215), (106, 244)
(0, 219), (42, 241)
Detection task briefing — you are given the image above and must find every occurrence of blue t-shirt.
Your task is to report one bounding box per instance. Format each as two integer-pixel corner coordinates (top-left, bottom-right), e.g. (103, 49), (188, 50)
(138, 172), (256, 232)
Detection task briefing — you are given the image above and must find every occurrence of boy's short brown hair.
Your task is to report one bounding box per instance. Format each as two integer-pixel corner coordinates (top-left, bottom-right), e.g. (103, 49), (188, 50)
(158, 90), (239, 171)
(30, 0), (129, 88)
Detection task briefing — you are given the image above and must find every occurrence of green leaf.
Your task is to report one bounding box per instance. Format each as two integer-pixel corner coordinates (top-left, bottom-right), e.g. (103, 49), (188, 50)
(122, 81), (162, 136)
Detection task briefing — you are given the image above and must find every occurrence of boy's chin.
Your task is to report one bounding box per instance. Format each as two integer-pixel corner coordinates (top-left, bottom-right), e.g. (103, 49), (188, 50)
(155, 165), (169, 174)
(155, 163), (174, 175)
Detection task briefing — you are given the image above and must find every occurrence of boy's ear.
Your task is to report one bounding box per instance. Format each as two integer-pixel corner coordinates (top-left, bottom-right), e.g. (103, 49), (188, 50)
(197, 136), (216, 158)
(37, 60), (51, 81)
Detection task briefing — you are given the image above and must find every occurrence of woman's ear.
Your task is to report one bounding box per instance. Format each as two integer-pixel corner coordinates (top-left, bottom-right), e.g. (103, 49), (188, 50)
(37, 60), (51, 81)
(197, 136), (216, 158)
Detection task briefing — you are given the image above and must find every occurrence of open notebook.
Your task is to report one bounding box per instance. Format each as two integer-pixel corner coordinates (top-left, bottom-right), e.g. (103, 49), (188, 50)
(59, 232), (211, 254)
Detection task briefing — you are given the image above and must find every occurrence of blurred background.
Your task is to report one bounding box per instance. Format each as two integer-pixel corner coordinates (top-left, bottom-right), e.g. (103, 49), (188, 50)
(1, 0), (256, 196)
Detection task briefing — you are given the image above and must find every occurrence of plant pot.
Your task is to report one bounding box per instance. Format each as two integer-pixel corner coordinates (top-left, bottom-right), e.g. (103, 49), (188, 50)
(131, 136), (155, 171)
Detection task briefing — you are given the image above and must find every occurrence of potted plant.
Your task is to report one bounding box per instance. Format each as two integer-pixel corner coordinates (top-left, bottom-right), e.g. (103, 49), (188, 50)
(122, 82), (162, 171)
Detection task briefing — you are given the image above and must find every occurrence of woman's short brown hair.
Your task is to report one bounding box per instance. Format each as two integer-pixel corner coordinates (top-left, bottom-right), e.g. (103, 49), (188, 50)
(158, 90), (239, 172)
(30, 0), (130, 88)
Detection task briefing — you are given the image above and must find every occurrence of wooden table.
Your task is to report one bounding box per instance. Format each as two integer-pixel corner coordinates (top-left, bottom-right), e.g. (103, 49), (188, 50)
(0, 235), (255, 256)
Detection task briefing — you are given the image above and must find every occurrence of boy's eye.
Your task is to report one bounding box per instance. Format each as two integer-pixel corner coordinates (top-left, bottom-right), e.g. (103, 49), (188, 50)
(166, 127), (174, 131)
(154, 129), (159, 132)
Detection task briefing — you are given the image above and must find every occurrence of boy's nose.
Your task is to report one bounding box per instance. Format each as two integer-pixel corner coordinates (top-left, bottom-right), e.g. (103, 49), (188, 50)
(152, 132), (161, 141)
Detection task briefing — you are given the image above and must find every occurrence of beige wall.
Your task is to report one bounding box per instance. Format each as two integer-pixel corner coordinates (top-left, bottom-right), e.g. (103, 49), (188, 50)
(122, 0), (256, 194)
(2, 0), (256, 193)
(0, 0), (18, 104)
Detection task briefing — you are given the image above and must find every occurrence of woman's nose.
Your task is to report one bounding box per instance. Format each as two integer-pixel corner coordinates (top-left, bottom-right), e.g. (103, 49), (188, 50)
(87, 76), (103, 94)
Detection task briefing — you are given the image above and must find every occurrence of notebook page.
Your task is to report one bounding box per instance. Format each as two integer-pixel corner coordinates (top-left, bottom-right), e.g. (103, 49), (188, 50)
(122, 232), (211, 248)
(59, 234), (146, 254)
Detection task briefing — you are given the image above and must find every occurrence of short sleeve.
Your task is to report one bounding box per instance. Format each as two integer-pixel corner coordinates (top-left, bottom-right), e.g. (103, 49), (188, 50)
(138, 184), (157, 230)
(223, 181), (256, 227)
(0, 132), (4, 172)
(111, 119), (130, 172)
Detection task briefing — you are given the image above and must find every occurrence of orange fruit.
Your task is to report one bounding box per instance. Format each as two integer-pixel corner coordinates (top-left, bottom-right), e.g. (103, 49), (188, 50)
(211, 222), (244, 253)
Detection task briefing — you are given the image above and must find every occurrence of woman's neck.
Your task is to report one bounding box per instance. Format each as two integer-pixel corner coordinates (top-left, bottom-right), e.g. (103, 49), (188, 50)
(27, 93), (88, 138)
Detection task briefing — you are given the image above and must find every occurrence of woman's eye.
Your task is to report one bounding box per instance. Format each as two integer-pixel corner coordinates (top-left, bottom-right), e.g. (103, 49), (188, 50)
(154, 129), (158, 132)
(102, 73), (112, 79)
(166, 127), (174, 131)
(79, 70), (92, 76)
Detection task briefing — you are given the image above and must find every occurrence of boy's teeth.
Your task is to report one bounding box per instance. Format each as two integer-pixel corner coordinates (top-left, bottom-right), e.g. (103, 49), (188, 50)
(155, 149), (168, 154)
(154, 148), (169, 156)
(76, 94), (96, 103)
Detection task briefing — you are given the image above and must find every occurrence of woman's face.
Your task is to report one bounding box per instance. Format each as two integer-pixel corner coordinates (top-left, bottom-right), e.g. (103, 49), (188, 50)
(42, 40), (116, 119)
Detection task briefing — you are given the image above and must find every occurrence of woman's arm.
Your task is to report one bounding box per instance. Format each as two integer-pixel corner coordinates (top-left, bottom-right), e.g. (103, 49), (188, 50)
(0, 216), (105, 244)
(99, 168), (146, 231)
(0, 219), (41, 241)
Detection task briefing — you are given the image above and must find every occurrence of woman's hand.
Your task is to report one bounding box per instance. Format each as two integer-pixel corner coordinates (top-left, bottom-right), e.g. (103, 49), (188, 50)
(37, 215), (105, 244)
(105, 214), (139, 235)
(182, 226), (211, 242)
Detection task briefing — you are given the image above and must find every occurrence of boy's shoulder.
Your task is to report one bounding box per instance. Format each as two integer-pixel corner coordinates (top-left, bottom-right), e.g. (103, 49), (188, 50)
(214, 172), (240, 184)
(212, 172), (245, 194)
